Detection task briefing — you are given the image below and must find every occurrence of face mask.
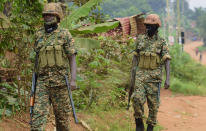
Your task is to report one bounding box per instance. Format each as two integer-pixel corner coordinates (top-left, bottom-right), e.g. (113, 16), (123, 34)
(44, 23), (58, 33)
(145, 24), (159, 37)
(43, 15), (58, 33)
(44, 15), (58, 26)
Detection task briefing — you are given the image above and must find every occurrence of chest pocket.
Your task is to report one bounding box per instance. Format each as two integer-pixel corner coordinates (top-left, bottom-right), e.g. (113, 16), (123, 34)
(38, 44), (68, 68)
(46, 46), (55, 67)
(37, 33), (69, 68)
(55, 45), (66, 67)
(39, 47), (47, 68)
(138, 41), (161, 69)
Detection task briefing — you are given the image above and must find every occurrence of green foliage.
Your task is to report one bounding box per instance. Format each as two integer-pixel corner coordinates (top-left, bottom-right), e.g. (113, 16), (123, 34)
(0, 12), (11, 28)
(198, 45), (206, 52)
(0, 0), (43, 117)
(101, 0), (152, 18)
(0, 58), (11, 68)
(147, 0), (166, 14)
(83, 109), (164, 131)
(173, 0), (193, 19)
(170, 77), (206, 96)
(195, 8), (206, 40)
(71, 0), (90, 6)
(70, 21), (120, 35)
(74, 37), (100, 50)
(0, 0), (43, 55)
(170, 44), (206, 95)
(170, 44), (206, 83)
(0, 82), (20, 117)
(0, 0), (8, 12)
(1, 1), (206, 127)
(60, 0), (102, 29)
(73, 36), (132, 110)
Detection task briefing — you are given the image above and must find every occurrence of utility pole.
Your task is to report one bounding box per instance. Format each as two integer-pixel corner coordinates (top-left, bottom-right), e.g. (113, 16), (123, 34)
(177, 0), (181, 44)
(163, 13), (166, 39)
(166, 0), (170, 43)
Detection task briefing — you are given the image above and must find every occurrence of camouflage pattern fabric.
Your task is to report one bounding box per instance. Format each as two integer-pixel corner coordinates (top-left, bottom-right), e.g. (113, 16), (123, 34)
(31, 82), (71, 131)
(34, 27), (76, 86)
(31, 27), (76, 131)
(132, 34), (171, 126)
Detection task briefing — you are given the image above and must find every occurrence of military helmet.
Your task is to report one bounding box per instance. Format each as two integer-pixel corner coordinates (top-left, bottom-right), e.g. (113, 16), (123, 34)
(42, 3), (63, 22)
(144, 14), (161, 27)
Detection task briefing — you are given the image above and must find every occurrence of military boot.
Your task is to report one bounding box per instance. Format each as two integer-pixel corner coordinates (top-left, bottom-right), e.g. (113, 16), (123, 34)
(147, 124), (154, 131)
(135, 118), (144, 131)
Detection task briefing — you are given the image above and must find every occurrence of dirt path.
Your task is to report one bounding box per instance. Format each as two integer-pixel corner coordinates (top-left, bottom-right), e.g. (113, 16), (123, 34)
(1, 90), (205, 131)
(158, 89), (206, 131)
(0, 113), (86, 131)
(158, 41), (206, 131)
(184, 41), (206, 65)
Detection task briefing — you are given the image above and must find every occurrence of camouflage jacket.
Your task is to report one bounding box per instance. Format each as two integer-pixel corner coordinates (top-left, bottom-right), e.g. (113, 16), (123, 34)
(134, 34), (171, 83)
(33, 27), (77, 86)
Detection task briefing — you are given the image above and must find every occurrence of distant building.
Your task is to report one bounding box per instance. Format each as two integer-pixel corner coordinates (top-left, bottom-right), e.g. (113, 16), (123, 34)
(102, 13), (146, 38)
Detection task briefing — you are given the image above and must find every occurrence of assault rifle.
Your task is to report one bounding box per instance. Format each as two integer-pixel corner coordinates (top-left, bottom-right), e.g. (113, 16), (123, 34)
(127, 55), (138, 110)
(29, 73), (37, 125)
(65, 75), (78, 124)
(29, 52), (38, 125)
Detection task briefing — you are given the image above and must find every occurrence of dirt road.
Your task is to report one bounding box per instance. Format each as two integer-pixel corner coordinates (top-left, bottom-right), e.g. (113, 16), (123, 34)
(158, 41), (206, 131)
(158, 89), (206, 131)
(184, 41), (206, 65)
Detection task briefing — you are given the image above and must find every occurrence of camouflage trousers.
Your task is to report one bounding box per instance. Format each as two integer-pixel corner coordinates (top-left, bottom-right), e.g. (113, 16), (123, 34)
(31, 79), (70, 131)
(132, 80), (160, 126)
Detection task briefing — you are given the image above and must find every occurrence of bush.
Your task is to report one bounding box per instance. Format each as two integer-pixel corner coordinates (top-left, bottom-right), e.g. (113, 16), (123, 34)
(169, 44), (206, 95)
(73, 36), (132, 110)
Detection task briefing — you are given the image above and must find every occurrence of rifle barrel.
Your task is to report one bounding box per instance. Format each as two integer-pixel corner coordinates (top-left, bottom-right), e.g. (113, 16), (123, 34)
(65, 75), (78, 124)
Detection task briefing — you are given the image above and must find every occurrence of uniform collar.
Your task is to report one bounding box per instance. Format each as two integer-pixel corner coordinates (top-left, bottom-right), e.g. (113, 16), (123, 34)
(145, 33), (159, 40)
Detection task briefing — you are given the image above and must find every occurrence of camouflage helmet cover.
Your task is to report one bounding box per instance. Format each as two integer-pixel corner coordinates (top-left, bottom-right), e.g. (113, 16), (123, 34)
(43, 2), (63, 22)
(144, 14), (161, 27)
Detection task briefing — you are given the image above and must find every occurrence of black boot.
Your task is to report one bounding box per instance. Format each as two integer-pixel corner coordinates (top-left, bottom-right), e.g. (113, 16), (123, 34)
(135, 118), (144, 131)
(147, 124), (154, 131)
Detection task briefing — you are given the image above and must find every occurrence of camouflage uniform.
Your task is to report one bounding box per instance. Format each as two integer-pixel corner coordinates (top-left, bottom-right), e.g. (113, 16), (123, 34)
(31, 28), (76, 131)
(132, 34), (171, 126)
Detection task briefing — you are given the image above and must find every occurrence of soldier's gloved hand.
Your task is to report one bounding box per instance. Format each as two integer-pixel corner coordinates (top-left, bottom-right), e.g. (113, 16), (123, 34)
(164, 79), (170, 89)
(70, 80), (77, 91)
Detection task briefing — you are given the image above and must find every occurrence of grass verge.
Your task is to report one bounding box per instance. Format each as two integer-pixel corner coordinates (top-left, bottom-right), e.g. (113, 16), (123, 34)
(80, 109), (164, 131)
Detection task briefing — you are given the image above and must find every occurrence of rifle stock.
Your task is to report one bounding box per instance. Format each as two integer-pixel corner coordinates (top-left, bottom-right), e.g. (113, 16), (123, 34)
(29, 72), (37, 125)
(29, 51), (38, 125)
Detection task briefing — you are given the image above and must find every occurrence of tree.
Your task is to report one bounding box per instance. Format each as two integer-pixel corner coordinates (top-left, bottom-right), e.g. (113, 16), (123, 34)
(101, 0), (152, 18)
(195, 8), (206, 45)
(0, 0), (43, 55)
(147, 0), (166, 14)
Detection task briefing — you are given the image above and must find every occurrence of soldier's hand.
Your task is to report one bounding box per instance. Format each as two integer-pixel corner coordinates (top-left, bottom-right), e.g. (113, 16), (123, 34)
(70, 80), (77, 91)
(164, 80), (170, 89)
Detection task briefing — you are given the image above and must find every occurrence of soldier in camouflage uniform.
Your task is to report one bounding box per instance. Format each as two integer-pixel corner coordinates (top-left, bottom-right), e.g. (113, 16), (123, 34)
(130, 14), (171, 131)
(31, 2), (77, 131)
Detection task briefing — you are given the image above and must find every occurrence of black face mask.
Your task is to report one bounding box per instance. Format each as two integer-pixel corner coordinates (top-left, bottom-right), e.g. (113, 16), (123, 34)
(44, 23), (58, 33)
(145, 24), (159, 37)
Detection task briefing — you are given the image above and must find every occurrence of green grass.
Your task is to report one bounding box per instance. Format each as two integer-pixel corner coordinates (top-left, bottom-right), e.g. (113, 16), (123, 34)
(75, 43), (206, 131)
(170, 77), (206, 96)
(81, 109), (164, 131)
(170, 44), (206, 96)
(198, 45), (206, 52)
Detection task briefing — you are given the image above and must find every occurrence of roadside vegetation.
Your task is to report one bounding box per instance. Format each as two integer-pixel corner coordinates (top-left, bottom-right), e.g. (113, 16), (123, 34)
(1, 0), (206, 130)
(170, 44), (206, 96)
(198, 45), (206, 52)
